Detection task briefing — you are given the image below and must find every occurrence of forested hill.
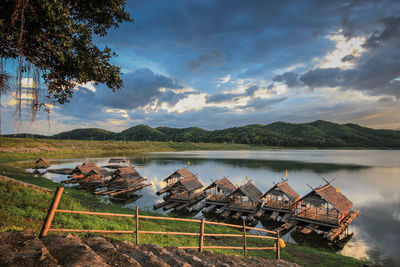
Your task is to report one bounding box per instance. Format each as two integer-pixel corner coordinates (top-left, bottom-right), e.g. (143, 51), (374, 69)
(7, 120), (400, 148)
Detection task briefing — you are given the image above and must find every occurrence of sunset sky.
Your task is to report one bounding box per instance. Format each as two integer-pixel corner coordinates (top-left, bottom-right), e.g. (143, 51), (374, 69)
(3, 0), (400, 134)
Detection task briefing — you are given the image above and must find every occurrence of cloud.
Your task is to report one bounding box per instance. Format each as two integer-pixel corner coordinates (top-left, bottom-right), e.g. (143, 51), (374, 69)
(244, 97), (287, 110)
(205, 84), (259, 104)
(186, 50), (226, 70)
(273, 72), (302, 88)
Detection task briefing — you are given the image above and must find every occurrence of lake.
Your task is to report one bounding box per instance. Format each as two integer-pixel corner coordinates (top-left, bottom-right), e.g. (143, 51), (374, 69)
(43, 149), (400, 266)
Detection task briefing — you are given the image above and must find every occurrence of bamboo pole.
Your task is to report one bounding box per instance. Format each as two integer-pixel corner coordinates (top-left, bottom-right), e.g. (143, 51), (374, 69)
(39, 187), (64, 238)
(136, 206), (139, 245)
(276, 231), (280, 260)
(199, 218), (205, 252)
(54, 209), (136, 217)
(243, 220), (247, 257)
(47, 229), (135, 234)
(139, 231), (200, 236)
(139, 215), (201, 223)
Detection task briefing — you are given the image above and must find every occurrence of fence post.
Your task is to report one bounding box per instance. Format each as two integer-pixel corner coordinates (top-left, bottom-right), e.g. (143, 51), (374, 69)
(276, 231), (280, 260)
(199, 218), (205, 252)
(242, 219), (247, 257)
(136, 206), (139, 245)
(39, 187), (64, 238)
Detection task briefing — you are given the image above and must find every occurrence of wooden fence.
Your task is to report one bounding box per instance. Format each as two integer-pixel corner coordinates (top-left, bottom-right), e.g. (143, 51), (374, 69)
(39, 187), (282, 259)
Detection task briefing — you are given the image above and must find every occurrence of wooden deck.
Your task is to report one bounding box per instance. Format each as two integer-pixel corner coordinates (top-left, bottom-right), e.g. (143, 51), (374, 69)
(207, 194), (229, 203)
(228, 201), (257, 211)
(295, 209), (338, 226)
(262, 199), (292, 211)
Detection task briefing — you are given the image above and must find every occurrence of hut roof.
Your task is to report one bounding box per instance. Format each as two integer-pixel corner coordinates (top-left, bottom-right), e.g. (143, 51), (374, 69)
(108, 158), (126, 164)
(229, 181), (263, 203)
(119, 171), (144, 182)
(163, 168), (197, 182)
(204, 178), (236, 195)
(87, 168), (109, 178)
(261, 181), (299, 202)
(75, 162), (101, 175)
(176, 177), (203, 192)
(114, 166), (136, 175)
(35, 158), (50, 165)
(296, 183), (353, 213)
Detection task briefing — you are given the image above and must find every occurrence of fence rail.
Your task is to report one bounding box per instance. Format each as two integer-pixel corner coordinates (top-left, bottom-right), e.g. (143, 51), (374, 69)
(39, 187), (282, 259)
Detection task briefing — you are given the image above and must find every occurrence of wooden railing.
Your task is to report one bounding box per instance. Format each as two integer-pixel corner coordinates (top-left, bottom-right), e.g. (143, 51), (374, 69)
(39, 187), (282, 259)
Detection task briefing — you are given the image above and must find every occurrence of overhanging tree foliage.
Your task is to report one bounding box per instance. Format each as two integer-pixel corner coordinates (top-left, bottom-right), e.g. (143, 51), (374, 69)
(0, 0), (132, 125)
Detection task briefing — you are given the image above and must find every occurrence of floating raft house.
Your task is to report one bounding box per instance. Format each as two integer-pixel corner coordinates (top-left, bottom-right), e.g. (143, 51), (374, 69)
(34, 158), (50, 169)
(256, 180), (299, 223)
(156, 168), (196, 195)
(221, 181), (263, 221)
(199, 177), (237, 213)
(101, 158), (127, 169)
(292, 183), (360, 241)
(154, 172), (206, 211)
(95, 167), (151, 198)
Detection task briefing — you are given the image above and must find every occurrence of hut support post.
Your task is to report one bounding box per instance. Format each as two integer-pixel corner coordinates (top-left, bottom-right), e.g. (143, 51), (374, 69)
(276, 231), (280, 260)
(40, 187), (64, 238)
(199, 218), (205, 252)
(242, 219), (247, 256)
(136, 206), (139, 245)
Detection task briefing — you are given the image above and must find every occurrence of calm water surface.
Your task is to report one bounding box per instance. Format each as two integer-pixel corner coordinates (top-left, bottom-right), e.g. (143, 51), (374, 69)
(43, 150), (400, 266)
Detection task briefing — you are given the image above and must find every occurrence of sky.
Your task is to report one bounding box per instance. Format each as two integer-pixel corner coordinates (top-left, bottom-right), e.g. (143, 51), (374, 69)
(3, 0), (400, 134)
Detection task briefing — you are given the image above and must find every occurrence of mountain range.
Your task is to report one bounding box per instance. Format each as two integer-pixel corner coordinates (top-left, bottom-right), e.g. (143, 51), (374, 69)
(7, 120), (400, 148)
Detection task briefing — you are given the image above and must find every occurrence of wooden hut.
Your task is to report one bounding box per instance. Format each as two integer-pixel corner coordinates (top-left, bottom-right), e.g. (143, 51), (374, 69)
(108, 158), (126, 164)
(34, 158), (50, 169)
(70, 162), (101, 178)
(218, 181), (263, 220)
(200, 178), (236, 213)
(102, 158), (127, 169)
(156, 168), (196, 195)
(256, 180), (299, 222)
(293, 183), (353, 227)
(154, 176), (206, 211)
(94, 167), (151, 197)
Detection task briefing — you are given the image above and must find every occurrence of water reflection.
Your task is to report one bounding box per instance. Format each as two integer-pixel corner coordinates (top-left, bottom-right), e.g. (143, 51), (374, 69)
(41, 150), (400, 265)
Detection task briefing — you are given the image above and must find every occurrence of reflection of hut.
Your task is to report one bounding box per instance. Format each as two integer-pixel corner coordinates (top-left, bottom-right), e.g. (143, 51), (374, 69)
(293, 183), (352, 227)
(257, 180), (299, 222)
(34, 158), (50, 169)
(200, 178), (237, 213)
(156, 168), (196, 195)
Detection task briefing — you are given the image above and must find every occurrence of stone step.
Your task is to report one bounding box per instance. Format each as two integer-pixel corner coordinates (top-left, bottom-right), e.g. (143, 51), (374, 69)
(116, 241), (171, 267)
(41, 234), (108, 267)
(83, 237), (141, 267)
(0, 229), (57, 267)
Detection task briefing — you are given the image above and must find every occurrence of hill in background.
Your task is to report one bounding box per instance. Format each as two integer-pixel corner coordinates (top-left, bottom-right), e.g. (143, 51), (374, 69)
(6, 120), (400, 148)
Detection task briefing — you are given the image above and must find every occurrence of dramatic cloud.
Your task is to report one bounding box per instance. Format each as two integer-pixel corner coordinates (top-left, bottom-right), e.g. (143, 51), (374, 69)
(4, 0), (400, 134)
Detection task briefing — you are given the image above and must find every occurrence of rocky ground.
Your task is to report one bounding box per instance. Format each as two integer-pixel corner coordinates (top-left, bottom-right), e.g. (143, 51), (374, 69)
(0, 230), (299, 267)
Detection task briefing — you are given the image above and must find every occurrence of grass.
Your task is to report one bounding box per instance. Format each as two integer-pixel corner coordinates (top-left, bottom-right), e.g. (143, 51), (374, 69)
(0, 159), (369, 267)
(0, 137), (270, 163)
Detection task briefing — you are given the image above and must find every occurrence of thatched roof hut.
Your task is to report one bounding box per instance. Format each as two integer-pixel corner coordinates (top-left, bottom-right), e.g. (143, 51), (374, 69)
(73, 162), (101, 175)
(34, 158), (50, 169)
(108, 168), (146, 189)
(260, 180), (299, 212)
(229, 181), (263, 203)
(293, 183), (353, 226)
(163, 168), (197, 185)
(204, 178), (236, 195)
(108, 158), (126, 164)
